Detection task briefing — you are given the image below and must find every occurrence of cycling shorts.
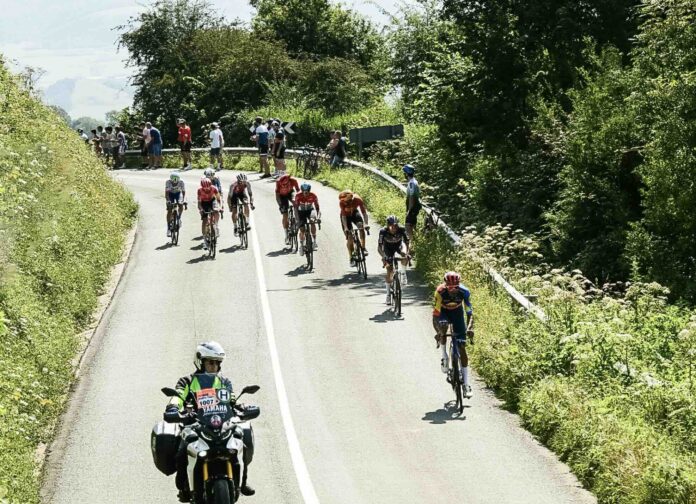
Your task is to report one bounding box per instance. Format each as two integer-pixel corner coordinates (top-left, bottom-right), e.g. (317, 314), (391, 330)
(230, 192), (249, 206)
(167, 192), (184, 205)
(258, 144), (269, 156)
(342, 210), (363, 231)
(199, 200), (216, 220)
(297, 208), (317, 228)
(438, 306), (467, 344)
(278, 193), (294, 213)
(406, 204), (422, 225)
(383, 243), (405, 263)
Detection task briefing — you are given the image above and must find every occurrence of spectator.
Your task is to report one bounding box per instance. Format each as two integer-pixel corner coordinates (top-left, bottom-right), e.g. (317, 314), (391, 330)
(209, 122), (224, 171)
(115, 126), (128, 169)
(271, 120), (286, 176)
(77, 128), (89, 143)
(137, 122), (149, 169)
(403, 164), (422, 241)
(251, 116), (270, 178)
(91, 129), (101, 155)
(330, 130), (347, 167)
(102, 127), (113, 166)
(146, 121), (163, 169)
(177, 118), (192, 170)
(96, 125), (105, 157)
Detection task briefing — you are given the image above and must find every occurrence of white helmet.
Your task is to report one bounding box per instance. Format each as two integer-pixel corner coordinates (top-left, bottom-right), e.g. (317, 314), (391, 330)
(170, 172), (180, 182)
(204, 168), (215, 178)
(237, 173), (247, 182)
(194, 341), (226, 370)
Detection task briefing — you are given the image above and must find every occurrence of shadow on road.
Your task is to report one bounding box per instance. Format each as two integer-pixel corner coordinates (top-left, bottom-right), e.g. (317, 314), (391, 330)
(286, 265), (312, 277)
(369, 308), (406, 323)
(190, 243), (205, 251)
(422, 403), (469, 424)
(156, 243), (174, 250)
(220, 245), (244, 254)
(267, 248), (292, 257)
(187, 254), (212, 264)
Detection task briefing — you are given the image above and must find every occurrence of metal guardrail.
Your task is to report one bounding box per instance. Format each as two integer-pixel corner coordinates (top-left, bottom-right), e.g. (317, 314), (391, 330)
(122, 146), (547, 321)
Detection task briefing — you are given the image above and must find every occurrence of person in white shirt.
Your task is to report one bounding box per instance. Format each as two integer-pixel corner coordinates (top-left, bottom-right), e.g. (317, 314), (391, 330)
(209, 122), (225, 171)
(250, 116), (270, 178)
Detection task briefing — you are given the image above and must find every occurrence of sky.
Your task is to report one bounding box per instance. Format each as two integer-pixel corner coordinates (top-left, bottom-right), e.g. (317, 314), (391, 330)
(0, 0), (402, 121)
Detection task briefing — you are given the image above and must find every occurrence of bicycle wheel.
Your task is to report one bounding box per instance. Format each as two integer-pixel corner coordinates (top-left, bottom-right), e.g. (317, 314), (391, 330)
(451, 352), (462, 413)
(305, 231), (314, 271)
(239, 212), (248, 249)
(393, 273), (402, 316)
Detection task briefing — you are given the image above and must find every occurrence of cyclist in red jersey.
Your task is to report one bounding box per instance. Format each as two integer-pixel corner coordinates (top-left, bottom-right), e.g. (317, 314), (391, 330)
(339, 190), (369, 266)
(197, 177), (222, 250)
(275, 174), (300, 244)
(294, 183), (320, 255)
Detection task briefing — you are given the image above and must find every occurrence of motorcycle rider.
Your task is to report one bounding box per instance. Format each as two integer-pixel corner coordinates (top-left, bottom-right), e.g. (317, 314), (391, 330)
(164, 342), (255, 502)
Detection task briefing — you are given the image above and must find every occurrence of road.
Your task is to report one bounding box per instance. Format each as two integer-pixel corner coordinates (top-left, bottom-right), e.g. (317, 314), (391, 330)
(41, 168), (595, 504)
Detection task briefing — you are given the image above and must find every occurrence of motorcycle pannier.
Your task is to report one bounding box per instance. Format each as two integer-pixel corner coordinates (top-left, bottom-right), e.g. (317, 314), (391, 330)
(151, 420), (181, 475)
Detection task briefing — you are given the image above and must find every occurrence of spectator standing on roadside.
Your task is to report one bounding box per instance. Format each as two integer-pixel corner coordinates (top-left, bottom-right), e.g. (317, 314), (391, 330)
(103, 127), (113, 166)
(403, 164), (421, 241)
(330, 130), (347, 167)
(138, 122), (149, 169)
(271, 120), (286, 176)
(267, 119), (276, 172)
(209, 122), (224, 171)
(251, 116), (270, 178)
(146, 122), (163, 169)
(96, 125), (105, 157)
(115, 126), (128, 169)
(91, 129), (101, 155)
(177, 119), (192, 170)
(77, 128), (89, 143)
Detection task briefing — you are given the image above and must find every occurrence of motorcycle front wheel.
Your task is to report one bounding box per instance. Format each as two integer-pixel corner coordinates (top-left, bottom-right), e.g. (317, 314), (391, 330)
(210, 478), (232, 504)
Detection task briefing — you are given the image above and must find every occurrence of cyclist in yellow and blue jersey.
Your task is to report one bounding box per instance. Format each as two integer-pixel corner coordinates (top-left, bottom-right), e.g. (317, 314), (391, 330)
(432, 271), (475, 397)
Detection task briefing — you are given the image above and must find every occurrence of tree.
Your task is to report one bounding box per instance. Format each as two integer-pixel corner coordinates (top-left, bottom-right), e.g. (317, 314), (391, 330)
(71, 116), (102, 133)
(49, 105), (71, 126)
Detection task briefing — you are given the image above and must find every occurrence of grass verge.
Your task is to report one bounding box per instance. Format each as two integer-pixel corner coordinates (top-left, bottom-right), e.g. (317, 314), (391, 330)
(0, 62), (137, 503)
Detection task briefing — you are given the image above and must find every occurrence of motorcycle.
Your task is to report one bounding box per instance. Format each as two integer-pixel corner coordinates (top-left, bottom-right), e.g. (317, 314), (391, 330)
(151, 375), (260, 504)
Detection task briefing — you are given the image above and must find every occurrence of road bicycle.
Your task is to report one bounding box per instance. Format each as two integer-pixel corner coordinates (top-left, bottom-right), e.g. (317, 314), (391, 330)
(438, 321), (471, 415)
(202, 210), (218, 259)
(385, 252), (410, 317)
(168, 201), (186, 246)
(235, 201), (254, 249)
(294, 145), (323, 179)
(299, 218), (321, 271)
(286, 207), (299, 253)
(349, 226), (370, 279)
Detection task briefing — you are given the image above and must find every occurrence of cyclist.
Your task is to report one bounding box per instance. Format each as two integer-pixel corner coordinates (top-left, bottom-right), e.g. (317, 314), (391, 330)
(293, 183), (320, 255)
(403, 164), (422, 241)
(378, 215), (410, 305)
(228, 173), (255, 236)
(197, 177), (222, 250)
(432, 271), (474, 398)
(338, 190), (369, 266)
(164, 341), (255, 502)
(165, 172), (186, 237)
(204, 167), (223, 197)
(275, 173), (300, 244)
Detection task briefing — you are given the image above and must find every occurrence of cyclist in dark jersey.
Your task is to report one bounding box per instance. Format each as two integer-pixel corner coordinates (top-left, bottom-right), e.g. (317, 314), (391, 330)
(378, 215), (410, 305)
(228, 173), (254, 235)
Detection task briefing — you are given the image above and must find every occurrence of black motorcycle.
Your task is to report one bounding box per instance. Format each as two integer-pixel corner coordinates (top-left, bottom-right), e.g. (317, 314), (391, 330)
(151, 377), (260, 504)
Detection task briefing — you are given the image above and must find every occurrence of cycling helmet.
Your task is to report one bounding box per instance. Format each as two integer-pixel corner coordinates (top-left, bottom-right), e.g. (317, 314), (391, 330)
(278, 173), (290, 183)
(237, 173), (247, 182)
(386, 215), (399, 225)
(339, 190), (354, 201)
(204, 167), (215, 178)
(194, 341), (226, 370)
(301, 183), (311, 192)
(170, 172), (180, 182)
(402, 164), (415, 176)
(444, 271), (461, 287)
(201, 177), (212, 188)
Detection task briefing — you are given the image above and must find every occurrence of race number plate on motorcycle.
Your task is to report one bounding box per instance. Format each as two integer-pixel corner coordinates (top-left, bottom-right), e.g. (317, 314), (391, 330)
(195, 388), (229, 416)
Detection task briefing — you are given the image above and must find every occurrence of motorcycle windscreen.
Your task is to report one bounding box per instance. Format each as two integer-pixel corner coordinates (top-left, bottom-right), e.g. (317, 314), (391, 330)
(193, 373), (234, 429)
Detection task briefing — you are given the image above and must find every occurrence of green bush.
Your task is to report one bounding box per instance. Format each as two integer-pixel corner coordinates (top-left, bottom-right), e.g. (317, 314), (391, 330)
(0, 59), (137, 503)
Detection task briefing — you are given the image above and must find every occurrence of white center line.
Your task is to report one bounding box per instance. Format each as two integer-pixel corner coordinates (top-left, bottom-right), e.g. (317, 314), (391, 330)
(249, 220), (320, 504)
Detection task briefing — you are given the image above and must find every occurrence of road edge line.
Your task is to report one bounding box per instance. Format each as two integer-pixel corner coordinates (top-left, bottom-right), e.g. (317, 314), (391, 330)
(249, 223), (320, 504)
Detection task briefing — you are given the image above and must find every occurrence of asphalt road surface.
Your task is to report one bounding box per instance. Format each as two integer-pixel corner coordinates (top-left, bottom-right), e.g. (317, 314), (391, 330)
(42, 168), (596, 504)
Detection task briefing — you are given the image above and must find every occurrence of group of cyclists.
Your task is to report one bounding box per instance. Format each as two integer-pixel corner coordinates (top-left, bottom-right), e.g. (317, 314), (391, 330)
(163, 163), (475, 399)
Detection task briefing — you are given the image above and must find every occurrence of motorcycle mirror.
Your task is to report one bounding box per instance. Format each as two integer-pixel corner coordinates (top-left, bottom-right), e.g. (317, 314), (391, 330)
(161, 387), (180, 398)
(241, 385), (260, 395)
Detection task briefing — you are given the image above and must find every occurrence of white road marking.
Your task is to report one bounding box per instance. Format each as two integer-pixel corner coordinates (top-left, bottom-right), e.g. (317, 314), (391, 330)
(250, 223), (320, 504)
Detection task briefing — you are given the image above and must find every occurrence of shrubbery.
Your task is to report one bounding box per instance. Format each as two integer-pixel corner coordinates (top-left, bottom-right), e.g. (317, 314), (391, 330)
(0, 60), (137, 503)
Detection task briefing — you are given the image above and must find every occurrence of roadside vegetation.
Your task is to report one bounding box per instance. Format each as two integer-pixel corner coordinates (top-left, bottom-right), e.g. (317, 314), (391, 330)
(106, 0), (696, 501)
(0, 60), (137, 503)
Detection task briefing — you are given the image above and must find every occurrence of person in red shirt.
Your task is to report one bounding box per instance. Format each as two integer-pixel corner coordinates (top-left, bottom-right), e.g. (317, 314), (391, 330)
(177, 119), (192, 169)
(197, 177), (223, 250)
(275, 174), (300, 244)
(294, 183), (321, 255)
(339, 190), (369, 265)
